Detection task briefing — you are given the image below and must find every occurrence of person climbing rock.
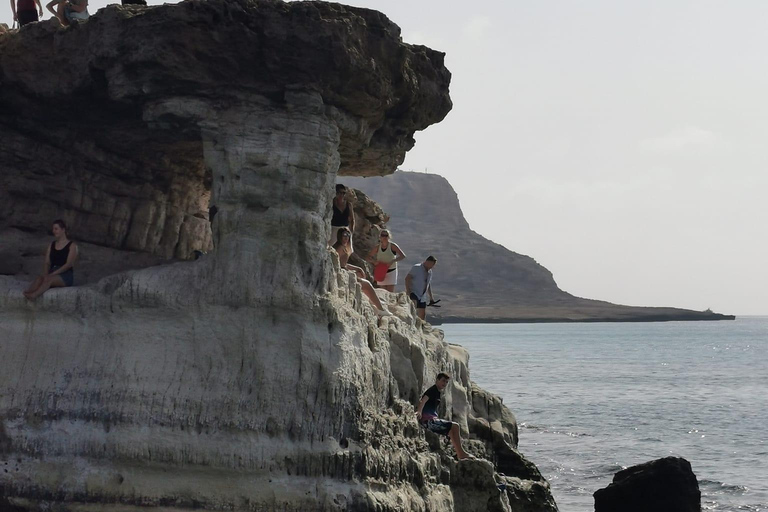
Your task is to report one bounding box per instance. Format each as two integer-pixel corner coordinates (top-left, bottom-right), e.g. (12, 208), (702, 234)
(366, 229), (405, 292)
(11, 0), (43, 27)
(330, 184), (355, 251)
(415, 373), (474, 460)
(333, 227), (392, 317)
(23, 219), (78, 300)
(405, 255), (438, 321)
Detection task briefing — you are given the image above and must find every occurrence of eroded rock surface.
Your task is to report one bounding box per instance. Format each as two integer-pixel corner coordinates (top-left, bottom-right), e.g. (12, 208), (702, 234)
(0, 1), (554, 510)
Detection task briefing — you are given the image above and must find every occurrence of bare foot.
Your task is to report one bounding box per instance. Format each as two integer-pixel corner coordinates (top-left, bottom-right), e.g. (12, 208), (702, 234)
(458, 453), (476, 461)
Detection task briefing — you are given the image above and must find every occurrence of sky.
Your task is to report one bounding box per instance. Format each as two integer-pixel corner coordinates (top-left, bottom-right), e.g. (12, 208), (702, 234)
(2, 1), (766, 315)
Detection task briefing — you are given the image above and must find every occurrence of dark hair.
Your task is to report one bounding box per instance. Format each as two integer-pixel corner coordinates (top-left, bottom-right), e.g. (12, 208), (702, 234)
(52, 219), (68, 234)
(335, 184), (347, 193)
(333, 227), (351, 249)
(426, 255), (437, 263)
(436, 372), (451, 381)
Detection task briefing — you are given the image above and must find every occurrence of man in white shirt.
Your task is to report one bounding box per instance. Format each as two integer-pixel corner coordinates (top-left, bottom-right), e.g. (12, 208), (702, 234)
(405, 256), (437, 320)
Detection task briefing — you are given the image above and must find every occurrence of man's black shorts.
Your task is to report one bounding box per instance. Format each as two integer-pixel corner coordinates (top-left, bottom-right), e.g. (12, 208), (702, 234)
(422, 418), (453, 436)
(409, 292), (427, 309)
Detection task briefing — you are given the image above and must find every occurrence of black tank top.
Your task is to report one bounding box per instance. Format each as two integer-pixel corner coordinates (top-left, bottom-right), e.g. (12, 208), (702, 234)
(50, 241), (72, 268)
(331, 202), (350, 226)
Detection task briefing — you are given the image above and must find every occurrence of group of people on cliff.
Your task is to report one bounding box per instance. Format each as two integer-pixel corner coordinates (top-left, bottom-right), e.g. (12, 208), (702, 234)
(330, 185), (473, 458)
(10, 0), (88, 27)
(10, 0), (147, 28)
(330, 183), (438, 320)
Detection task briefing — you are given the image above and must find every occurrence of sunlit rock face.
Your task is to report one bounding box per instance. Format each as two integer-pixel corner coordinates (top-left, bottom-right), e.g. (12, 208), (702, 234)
(0, 1), (556, 511)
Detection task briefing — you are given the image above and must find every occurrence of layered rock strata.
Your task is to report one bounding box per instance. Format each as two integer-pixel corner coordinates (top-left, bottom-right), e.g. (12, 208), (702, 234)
(0, 1), (555, 511)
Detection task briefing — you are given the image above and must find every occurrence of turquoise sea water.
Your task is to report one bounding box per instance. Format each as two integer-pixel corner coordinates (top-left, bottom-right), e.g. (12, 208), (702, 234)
(441, 317), (768, 512)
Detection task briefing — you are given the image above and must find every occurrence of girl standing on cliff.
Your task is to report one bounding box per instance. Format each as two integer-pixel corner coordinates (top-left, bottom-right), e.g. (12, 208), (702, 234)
(10, 0), (43, 27)
(333, 228), (391, 317)
(24, 219), (78, 300)
(366, 229), (406, 292)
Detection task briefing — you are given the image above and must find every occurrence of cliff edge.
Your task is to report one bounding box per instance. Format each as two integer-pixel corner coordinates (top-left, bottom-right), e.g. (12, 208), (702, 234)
(0, 2), (555, 511)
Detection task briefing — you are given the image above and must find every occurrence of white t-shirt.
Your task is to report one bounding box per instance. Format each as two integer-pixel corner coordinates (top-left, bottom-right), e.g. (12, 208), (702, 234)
(408, 263), (432, 301)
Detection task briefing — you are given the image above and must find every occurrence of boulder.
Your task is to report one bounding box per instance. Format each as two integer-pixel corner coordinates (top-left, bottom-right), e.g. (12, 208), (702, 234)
(594, 456), (701, 512)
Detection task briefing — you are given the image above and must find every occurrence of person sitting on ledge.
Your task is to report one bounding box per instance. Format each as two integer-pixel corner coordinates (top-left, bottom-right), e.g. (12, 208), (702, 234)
(46, 0), (88, 26)
(416, 372), (474, 460)
(24, 219), (78, 300)
(333, 227), (391, 317)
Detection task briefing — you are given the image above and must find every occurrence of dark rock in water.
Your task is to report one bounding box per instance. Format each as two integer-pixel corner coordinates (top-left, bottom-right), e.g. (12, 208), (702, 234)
(121, 0), (146, 5)
(594, 456), (701, 512)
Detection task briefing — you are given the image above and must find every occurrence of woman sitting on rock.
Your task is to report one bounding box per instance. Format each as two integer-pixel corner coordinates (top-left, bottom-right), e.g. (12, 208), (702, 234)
(24, 219), (78, 300)
(333, 227), (391, 317)
(366, 229), (405, 292)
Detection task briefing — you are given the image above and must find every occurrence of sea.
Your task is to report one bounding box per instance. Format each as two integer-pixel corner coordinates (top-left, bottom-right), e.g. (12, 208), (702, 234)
(441, 317), (768, 512)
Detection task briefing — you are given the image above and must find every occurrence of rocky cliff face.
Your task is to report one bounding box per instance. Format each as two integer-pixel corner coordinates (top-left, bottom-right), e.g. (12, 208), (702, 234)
(0, 2), (556, 511)
(344, 172), (734, 322)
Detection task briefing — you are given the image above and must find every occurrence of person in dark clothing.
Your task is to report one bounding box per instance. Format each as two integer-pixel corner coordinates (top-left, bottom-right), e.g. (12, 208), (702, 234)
(415, 373), (474, 460)
(24, 219), (78, 300)
(330, 184), (355, 250)
(11, 0), (43, 27)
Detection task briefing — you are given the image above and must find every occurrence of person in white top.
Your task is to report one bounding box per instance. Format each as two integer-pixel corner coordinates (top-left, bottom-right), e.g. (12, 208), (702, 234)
(405, 256), (437, 320)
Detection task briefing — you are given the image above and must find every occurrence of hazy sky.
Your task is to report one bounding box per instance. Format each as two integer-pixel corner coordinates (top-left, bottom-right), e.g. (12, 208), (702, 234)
(2, 1), (765, 315)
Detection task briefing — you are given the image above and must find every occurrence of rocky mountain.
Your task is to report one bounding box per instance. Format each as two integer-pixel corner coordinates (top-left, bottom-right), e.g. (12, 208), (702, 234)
(344, 172), (734, 322)
(0, 2), (556, 511)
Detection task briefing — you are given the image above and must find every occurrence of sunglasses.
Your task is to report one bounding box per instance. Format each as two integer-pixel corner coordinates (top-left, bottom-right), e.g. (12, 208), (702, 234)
(380, 234), (389, 238)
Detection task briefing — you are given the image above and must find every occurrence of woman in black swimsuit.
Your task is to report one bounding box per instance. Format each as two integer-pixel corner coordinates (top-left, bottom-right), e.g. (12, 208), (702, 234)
(24, 219), (78, 300)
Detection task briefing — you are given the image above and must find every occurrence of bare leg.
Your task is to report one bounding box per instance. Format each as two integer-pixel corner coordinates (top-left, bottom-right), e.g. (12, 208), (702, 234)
(346, 264), (366, 280)
(449, 423), (472, 460)
(24, 276), (45, 296)
(359, 278), (386, 312)
(416, 307), (426, 320)
(382, 284), (395, 293)
(26, 275), (66, 300)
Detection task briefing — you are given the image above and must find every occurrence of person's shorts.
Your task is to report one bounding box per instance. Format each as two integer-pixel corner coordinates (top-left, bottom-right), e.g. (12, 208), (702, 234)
(375, 267), (397, 286)
(17, 10), (39, 26)
(64, 6), (89, 22)
(409, 292), (427, 309)
(50, 266), (74, 287)
(422, 418), (453, 436)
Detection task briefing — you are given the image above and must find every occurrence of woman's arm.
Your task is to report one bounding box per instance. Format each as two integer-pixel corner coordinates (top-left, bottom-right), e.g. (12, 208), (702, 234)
(35, 0), (43, 15)
(392, 243), (406, 263)
(49, 243), (77, 275)
(46, 0), (61, 16)
(10, 0), (17, 20)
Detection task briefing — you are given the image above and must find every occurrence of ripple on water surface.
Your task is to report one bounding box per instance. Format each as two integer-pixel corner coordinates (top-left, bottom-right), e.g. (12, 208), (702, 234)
(442, 318), (768, 512)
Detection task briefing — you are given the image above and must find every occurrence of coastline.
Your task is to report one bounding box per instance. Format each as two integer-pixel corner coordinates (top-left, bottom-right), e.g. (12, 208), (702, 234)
(433, 313), (736, 325)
